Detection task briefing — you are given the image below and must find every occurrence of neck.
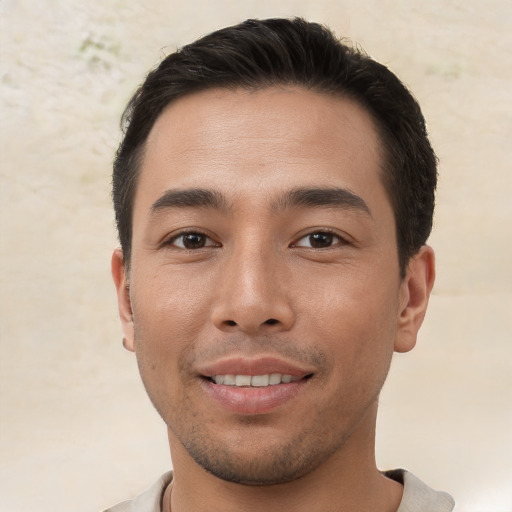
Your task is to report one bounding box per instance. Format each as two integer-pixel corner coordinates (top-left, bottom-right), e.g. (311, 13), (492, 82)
(164, 403), (403, 512)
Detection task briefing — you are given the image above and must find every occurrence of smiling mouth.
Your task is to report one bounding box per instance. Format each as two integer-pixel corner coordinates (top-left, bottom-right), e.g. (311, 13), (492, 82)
(200, 365), (314, 414)
(205, 373), (312, 387)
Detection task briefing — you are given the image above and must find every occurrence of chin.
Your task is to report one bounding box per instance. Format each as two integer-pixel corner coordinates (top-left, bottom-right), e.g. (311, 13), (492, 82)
(191, 447), (316, 486)
(174, 420), (345, 486)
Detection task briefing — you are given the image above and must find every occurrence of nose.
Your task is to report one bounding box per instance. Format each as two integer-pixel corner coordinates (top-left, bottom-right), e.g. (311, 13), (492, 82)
(211, 242), (295, 335)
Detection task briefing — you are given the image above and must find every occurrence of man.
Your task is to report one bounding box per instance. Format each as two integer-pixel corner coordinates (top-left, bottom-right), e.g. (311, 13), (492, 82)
(108, 17), (454, 512)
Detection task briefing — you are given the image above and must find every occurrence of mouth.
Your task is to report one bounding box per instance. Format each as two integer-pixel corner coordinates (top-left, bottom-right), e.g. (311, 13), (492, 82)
(205, 373), (308, 387)
(198, 357), (314, 414)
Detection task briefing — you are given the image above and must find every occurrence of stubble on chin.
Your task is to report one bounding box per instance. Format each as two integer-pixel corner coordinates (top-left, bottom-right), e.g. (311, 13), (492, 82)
(175, 418), (346, 486)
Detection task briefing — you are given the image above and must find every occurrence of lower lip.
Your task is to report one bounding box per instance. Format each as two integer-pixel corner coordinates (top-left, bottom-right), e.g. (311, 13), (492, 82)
(201, 378), (307, 415)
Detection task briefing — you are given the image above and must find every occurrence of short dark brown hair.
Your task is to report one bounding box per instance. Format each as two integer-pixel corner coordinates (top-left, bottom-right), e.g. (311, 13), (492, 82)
(113, 17), (437, 275)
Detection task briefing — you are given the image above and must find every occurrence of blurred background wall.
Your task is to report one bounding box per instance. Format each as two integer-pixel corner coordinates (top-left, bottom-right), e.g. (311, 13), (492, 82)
(1, 1), (511, 510)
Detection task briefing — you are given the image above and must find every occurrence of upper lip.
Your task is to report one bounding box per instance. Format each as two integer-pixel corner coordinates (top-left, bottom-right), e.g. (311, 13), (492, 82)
(196, 356), (314, 378)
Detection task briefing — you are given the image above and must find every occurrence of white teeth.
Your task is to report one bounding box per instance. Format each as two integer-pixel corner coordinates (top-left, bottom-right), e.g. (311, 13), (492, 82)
(251, 374), (269, 387)
(269, 373), (282, 385)
(223, 374), (236, 385)
(235, 375), (252, 386)
(211, 373), (300, 387)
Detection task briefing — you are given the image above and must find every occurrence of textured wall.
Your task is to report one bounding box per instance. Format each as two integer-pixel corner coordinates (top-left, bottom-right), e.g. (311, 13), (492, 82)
(1, 1), (511, 511)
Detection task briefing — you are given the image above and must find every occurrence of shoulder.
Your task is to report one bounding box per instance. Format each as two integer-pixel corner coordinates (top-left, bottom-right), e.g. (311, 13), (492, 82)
(102, 472), (173, 512)
(385, 469), (455, 512)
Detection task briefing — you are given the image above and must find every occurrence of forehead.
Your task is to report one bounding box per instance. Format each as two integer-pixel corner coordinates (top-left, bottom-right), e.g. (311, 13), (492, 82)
(136, 86), (387, 213)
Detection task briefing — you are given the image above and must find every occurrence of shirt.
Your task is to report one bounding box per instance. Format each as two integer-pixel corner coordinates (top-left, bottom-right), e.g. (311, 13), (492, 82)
(103, 469), (455, 512)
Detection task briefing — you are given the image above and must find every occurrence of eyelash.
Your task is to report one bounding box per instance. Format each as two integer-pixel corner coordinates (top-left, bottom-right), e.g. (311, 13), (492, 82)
(163, 228), (350, 251)
(163, 230), (219, 250)
(291, 229), (350, 249)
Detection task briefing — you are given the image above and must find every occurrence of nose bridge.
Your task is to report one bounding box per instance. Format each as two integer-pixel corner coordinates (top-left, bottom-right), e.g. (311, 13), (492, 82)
(212, 232), (294, 333)
(238, 238), (275, 303)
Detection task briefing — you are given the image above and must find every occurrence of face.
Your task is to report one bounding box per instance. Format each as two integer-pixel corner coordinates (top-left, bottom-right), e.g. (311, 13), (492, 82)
(113, 87), (433, 485)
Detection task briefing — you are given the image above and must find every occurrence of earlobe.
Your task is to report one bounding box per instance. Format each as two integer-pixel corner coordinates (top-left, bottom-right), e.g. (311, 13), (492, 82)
(394, 245), (435, 353)
(111, 248), (135, 352)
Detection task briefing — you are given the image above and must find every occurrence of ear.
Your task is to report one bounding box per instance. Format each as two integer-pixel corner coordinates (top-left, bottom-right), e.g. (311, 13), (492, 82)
(394, 245), (435, 353)
(111, 248), (135, 352)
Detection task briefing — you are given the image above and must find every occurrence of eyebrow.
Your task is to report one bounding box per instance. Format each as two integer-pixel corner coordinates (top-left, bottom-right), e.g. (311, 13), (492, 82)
(151, 188), (230, 214)
(273, 187), (372, 216)
(150, 186), (371, 217)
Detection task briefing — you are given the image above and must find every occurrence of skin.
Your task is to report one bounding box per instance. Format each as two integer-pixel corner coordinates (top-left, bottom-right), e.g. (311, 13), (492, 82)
(112, 87), (435, 512)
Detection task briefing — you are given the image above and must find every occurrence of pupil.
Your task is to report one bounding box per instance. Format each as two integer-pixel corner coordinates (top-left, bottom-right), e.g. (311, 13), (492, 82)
(183, 233), (205, 249)
(310, 232), (333, 248)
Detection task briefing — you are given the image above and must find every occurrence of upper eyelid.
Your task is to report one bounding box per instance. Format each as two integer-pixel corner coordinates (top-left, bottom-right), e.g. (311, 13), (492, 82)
(161, 228), (351, 247)
(291, 229), (351, 246)
(163, 230), (218, 247)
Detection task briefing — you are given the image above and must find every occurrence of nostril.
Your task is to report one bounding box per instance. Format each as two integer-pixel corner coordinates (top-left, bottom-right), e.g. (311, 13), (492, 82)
(226, 320), (237, 327)
(264, 318), (279, 326)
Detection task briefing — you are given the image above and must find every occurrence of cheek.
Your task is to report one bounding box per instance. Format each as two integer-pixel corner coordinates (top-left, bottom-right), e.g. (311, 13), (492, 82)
(302, 269), (400, 372)
(133, 264), (213, 334)
(129, 266), (215, 385)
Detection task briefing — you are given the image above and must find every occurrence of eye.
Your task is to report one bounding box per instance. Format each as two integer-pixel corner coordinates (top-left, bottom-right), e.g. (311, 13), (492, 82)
(167, 232), (218, 250)
(293, 231), (346, 249)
